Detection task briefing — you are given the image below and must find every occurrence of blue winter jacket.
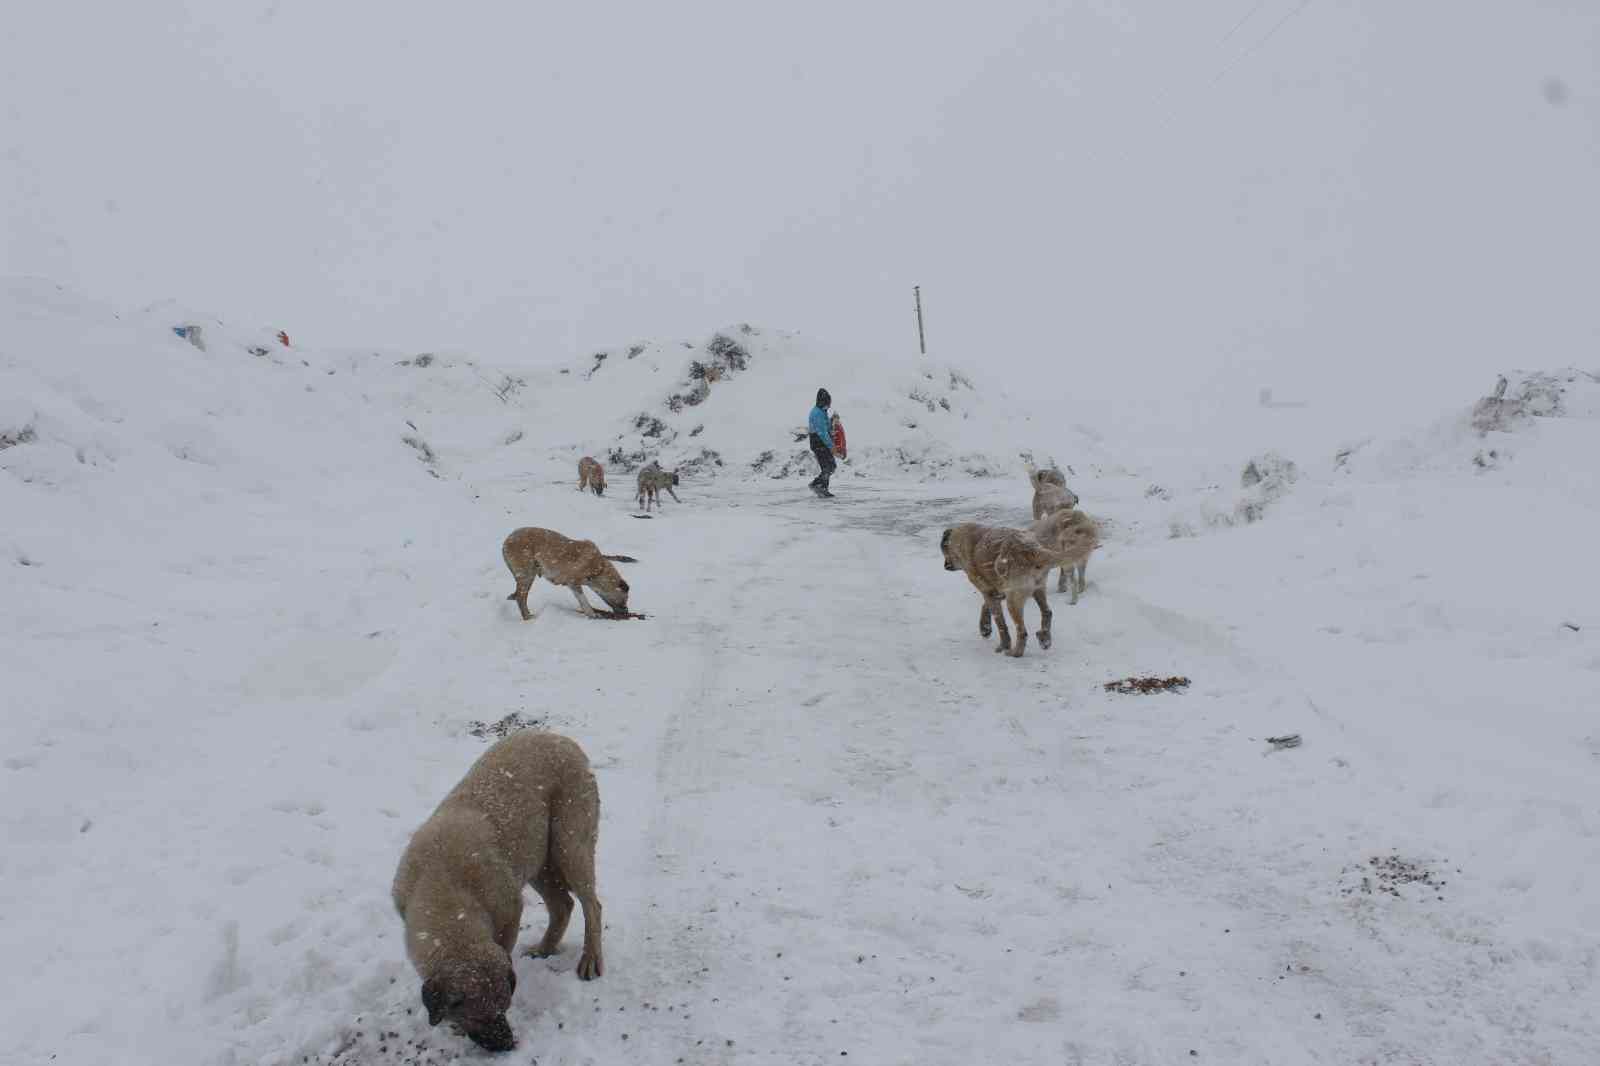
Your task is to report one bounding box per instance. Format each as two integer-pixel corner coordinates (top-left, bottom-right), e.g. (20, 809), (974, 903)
(808, 404), (831, 442)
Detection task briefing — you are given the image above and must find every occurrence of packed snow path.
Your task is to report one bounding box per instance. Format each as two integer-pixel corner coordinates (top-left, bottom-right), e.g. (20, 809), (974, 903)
(8, 475), (1598, 1066)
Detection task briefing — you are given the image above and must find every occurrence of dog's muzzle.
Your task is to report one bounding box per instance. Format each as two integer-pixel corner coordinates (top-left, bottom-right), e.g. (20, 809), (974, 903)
(467, 1016), (516, 1053)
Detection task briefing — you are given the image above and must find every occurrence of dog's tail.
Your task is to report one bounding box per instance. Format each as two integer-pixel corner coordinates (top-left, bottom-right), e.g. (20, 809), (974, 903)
(602, 554), (638, 563)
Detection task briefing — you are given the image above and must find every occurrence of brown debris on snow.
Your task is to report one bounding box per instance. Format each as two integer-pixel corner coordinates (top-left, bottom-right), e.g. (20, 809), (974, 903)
(1339, 853), (1452, 901)
(465, 712), (545, 741)
(1103, 675), (1191, 695)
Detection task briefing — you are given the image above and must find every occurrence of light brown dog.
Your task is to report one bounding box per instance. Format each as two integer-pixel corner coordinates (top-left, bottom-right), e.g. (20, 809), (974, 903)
(393, 731), (604, 1053)
(939, 522), (1057, 657)
(577, 456), (606, 497)
(636, 462), (680, 512)
(1027, 464), (1079, 520)
(502, 527), (630, 620)
(1030, 508), (1101, 601)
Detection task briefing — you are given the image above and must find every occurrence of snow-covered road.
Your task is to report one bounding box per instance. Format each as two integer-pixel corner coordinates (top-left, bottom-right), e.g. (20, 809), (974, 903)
(9, 464), (1598, 1066)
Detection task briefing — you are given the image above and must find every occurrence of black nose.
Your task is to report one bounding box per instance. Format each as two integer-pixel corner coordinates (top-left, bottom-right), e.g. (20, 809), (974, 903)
(469, 1016), (516, 1052)
(944, 562), (957, 571)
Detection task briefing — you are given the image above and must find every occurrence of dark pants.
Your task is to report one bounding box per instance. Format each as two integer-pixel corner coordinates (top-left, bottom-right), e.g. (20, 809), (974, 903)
(808, 433), (835, 490)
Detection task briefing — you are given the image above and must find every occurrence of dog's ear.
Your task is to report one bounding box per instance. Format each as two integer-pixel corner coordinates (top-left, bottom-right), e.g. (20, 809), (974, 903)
(422, 976), (447, 1026)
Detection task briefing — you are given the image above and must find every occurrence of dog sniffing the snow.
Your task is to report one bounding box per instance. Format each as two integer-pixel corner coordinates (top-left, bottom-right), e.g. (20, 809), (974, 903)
(635, 461), (681, 511)
(502, 527), (631, 620)
(393, 731), (605, 1052)
(576, 456), (607, 496)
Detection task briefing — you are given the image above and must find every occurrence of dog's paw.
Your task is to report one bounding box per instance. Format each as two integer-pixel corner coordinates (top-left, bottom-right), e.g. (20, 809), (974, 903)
(576, 952), (604, 981)
(525, 944), (558, 959)
(1037, 631), (1052, 650)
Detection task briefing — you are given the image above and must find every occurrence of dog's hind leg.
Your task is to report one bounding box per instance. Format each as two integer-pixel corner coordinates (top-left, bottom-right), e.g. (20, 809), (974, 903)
(978, 599), (992, 639)
(666, 486), (680, 503)
(526, 868), (575, 959)
(1056, 565), (1069, 594)
(1032, 586), (1053, 650)
(988, 593), (1012, 653)
(552, 775), (604, 981)
(507, 565), (539, 621)
(1004, 590), (1030, 657)
(1075, 561), (1088, 600)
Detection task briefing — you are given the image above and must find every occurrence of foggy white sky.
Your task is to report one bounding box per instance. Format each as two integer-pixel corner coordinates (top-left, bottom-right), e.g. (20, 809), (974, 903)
(4, 1), (1597, 425)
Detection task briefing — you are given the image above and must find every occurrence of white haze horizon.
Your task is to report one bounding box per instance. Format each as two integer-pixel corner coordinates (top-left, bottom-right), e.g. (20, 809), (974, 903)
(4, 1), (1597, 443)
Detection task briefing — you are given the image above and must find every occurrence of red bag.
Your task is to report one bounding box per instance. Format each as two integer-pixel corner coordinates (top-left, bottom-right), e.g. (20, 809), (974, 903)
(831, 420), (847, 459)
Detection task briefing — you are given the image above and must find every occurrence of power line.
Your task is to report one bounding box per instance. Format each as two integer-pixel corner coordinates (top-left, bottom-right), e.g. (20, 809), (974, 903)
(1207, 0), (1319, 89)
(1219, 0), (1270, 49)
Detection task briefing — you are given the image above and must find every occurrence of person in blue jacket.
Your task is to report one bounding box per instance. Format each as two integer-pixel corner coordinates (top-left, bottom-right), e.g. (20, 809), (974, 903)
(807, 387), (836, 498)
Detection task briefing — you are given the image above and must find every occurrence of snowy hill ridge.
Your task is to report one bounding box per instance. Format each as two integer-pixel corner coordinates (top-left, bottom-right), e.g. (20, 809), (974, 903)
(550, 323), (1111, 483)
(0, 278), (1118, 500)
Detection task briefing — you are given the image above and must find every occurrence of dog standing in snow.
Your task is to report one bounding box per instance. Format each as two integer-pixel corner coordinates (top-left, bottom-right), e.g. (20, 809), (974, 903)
(393, 731), (605, 1052)
(576, 456), (607, 497)
(1030, 507), (1100, 600)
(940, 522), (1057, 657)
(502, 527), (631, 620)
(635, 461), (680, 511)
(1027, 464), (1079, 519)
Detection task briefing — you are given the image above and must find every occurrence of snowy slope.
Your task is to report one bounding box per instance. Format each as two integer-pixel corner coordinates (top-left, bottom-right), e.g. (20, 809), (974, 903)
(5, 284), (1599, 1066)
(195, 320), (1119, 490)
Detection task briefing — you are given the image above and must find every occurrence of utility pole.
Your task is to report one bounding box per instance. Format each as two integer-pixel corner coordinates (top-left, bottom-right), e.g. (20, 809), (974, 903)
(913, 285), (926, 355)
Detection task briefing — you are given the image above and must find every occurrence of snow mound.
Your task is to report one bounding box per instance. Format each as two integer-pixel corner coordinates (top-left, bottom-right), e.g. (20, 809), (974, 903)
(1471, 368), (1600, 433)
(1321, 368), (1600, 490)
(1161, 450), (1300, 539)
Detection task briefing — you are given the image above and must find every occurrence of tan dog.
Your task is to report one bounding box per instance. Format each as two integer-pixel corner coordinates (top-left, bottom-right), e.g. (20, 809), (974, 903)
(636, 462), (680, 512)
(1027, 464), (1079, 519)
(502, 527), (630, 620)
(393, 731), (604, 1052)
(939, 522), (1057, 657)
(577, 456), (607, 497)
(1030, 508), (1101, 601)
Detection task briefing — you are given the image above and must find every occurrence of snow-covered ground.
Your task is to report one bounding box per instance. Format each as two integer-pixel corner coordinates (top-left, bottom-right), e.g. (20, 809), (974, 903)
(4, 284), (1599, 1065)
